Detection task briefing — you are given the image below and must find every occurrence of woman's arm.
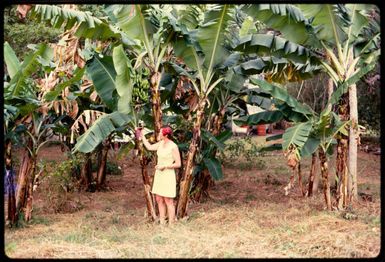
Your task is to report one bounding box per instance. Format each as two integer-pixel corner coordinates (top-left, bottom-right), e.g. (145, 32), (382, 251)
(141, 131), (160, 151)
(169, 145), (181, 169)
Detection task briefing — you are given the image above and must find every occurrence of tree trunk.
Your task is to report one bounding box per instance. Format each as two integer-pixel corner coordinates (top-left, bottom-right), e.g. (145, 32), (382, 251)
(297, 162), (305, 196)
(24, 158), (36, 222)
(191, 169), (211, 202)
(319, 149), (332, 210)
(335, 93), (349, 209)
(150, 71), (163, 138)
(190, 106), (225, 202)
(347, 47), (359, 201)
(80, 153), (93, 191)
(136, 132), (157, 221)
(15, 141), (34, 218)
(5, 139), (17, 225)
(348, 82), (359, 201)
(146, 70), (164, 220)
(307, 152), (317, 197)
(177, 99), (207, 218)
(96, 141), (109, 190)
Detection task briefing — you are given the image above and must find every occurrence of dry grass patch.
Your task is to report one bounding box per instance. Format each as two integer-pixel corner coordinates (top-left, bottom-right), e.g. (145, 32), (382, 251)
(4, 144), (381, 259)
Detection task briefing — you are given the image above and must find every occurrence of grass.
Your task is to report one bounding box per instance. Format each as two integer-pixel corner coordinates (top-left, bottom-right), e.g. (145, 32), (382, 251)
(4, 143), (381, 259)
(5, 201), (380, 258)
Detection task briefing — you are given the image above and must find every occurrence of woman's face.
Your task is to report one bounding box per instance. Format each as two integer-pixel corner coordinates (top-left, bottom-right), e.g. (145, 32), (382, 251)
(158, 128), (165, 141)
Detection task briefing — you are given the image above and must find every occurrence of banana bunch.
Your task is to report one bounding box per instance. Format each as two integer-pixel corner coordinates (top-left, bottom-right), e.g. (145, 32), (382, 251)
(132, 68), (150, 103)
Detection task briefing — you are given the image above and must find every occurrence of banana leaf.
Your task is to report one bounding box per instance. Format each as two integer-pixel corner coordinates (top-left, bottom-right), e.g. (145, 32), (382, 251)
(282, 121), (312, 150)
(73, 111), (132, 153)
(4, 42), (20, 79)
(203, 157), (224, 180)
(86, 55), (118, 111)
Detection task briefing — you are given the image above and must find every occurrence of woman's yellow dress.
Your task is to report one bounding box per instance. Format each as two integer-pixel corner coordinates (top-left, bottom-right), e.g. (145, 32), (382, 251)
(151, 141), (177, 198)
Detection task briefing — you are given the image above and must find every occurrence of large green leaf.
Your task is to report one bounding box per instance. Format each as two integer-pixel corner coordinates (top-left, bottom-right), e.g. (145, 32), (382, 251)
(113, 45), (133, 114)
(245, 110), (284, 125)
(173, 37), (202, 72)
(247, 94), (272, 109)
(4, 42), (20, 79)
(86, 55), (118, 111)
(234, 56), (321, 83)
(201, 129), (225, 151)
(31, 5), (119, 40)
(173, 5), (203, 31)
(8, 43), (53, 97)
(111, 5), (158, 63)
(203, 157), (223, 180)
(250, 78), (314, 118)
(73, 112), (132, 153)
(282, 121), (312, 150)
(242, 4), (312, 45)
(344, 4), (370, 42)
(301, 137), (320, 157)
(223, 68), (246, 93)
(329, 61), (377, 105)
(235, 34), (314, 63)
(215, 129), (233, 143)
(114, 5), (156, 42)
(297, 4), (346, 45)
(197, 5), (232, 70)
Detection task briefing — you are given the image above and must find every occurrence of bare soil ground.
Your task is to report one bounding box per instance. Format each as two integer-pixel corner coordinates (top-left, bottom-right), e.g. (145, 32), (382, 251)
(3, 134), (381, 258)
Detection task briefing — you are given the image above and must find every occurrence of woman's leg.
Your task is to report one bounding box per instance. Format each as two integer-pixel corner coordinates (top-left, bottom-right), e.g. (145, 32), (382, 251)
(155, 195), (166, 224)
(164, 197), (176, 224)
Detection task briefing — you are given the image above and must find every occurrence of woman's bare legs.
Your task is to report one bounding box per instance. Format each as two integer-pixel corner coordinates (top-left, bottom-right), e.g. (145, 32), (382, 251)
(164, 197), (176, 224)
(155, 195), (166, 224)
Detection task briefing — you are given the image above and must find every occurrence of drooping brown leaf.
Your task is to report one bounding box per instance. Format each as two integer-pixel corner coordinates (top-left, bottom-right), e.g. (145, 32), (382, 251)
(90, 90), (98, 102)
(16, 5), (32, 19)
(68, 100), (79, 119)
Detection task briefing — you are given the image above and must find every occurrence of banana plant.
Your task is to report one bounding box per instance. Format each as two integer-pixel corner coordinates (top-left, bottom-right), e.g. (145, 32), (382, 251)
(190, 70), (247, 202)
(239, 77), (355, 210)
(165, 4), (246, 218)
(243, 4), (380, 202)
(25, 4), (120, 41)
(21, 4), (168, 221)
(4, 42), (54, 223)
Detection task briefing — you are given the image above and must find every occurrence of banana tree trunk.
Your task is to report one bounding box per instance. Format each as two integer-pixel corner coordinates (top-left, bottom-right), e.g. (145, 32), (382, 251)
(190, 106), (225, 202)
(307, 152), (318, 197)
(80, 153), (93, 191)
(24, 158), (37, 222)
(5, 139), (17, 225)
(297, 162), (305, 196)
(96, 141), (110, 190)
(348, 82), (358, 201)
(177, 99), (207, 218)
(319, 148), (332, 210)
(336, 94), (349, 209)
(15, 139), (34, 218)
(191, 169), (212, 202)
(150, 71), (163, 138)
(137, 136), (157, 221)
(149, 70), (164, 219)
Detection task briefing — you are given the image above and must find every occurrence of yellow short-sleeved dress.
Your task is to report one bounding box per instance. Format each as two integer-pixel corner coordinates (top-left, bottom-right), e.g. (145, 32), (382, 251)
(151, 141), (177, 198)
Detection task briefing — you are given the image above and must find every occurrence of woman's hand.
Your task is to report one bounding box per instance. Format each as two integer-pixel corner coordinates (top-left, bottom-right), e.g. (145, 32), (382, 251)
(155, 165), (168, 171)
(135, 128), (143, 140)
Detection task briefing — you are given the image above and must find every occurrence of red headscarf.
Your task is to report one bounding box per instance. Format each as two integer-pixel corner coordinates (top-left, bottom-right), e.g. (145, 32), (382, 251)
(161, 126), (173, 137)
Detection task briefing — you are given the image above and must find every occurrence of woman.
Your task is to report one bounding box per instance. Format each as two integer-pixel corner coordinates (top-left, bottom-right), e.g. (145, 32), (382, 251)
(140, 126), (181, 224)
